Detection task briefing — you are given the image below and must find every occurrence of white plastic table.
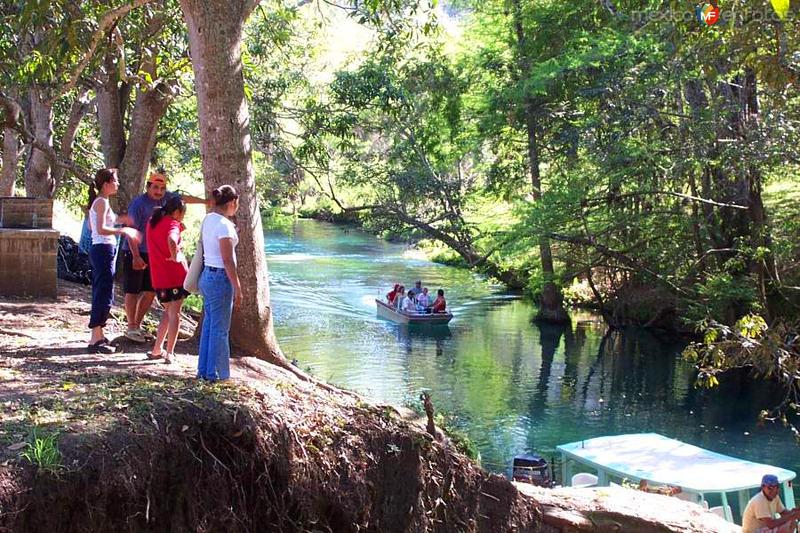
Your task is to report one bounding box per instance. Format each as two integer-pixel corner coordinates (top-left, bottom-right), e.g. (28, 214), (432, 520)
(557, 433), (796, 523)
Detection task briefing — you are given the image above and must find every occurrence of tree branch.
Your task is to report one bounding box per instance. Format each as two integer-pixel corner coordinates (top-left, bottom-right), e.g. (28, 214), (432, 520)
(0, 91), (93, 187)
(54, 0), (157, 103)
(548, 232), (690, 295)
(583, 190), (749, 210)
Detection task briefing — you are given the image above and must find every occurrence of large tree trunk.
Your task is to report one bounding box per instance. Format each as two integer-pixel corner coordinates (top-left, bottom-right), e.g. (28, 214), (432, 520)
(181, 0), (285, 364)
(96, 58), (127, 170)
(96, 52), (173, 211)
(511, 0), (568, 324)
(1, 126), (18, 196)
(117, 81), (173, 208)
(23, 85), (54, 198)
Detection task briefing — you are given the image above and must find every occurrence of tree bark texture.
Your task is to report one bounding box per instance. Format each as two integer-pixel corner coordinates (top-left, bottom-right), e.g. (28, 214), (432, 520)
(23, 85), (54, 198)
(96, 51), (173, 211)
(96, 60), (127, 169)
(1, 126), (18, 196)
(51, 88), (92, 190)
(117, 83), (172, 208)
(180, 0), (285, 364)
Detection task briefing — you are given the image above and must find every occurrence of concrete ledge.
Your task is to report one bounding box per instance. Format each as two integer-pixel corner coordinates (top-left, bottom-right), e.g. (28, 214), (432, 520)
(0, 228), (60, 298)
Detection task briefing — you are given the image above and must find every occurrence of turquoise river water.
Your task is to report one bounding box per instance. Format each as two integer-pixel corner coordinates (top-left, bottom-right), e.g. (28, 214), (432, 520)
(265, 219), (798, 497)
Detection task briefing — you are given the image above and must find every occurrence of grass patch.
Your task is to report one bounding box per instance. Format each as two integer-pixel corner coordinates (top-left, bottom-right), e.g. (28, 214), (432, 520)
(0, 372), (243, 468)
(20, 430), (62, 474)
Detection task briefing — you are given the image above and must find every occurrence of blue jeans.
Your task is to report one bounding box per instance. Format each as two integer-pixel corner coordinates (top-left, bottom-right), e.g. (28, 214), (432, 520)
(89, 243), (117, 328)
(198, 267), (233, 380)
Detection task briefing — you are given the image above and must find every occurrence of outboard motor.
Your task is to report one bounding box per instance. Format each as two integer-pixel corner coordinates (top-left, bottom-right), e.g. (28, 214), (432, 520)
(511, 453), (552, 487)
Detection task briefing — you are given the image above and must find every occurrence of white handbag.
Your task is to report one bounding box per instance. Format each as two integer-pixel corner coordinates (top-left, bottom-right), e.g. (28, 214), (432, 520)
(183, 218), (205, 294)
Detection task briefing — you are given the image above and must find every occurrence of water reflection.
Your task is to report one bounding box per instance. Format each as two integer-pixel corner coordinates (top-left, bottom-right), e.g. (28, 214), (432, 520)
(266, 219), (799, 493)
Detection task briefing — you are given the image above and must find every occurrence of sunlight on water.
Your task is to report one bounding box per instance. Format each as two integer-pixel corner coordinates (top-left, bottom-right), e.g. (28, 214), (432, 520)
(265, 219), (800, 495)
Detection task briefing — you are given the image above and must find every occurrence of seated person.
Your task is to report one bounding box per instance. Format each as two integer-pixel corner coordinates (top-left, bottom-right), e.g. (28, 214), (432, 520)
(742, 474), (800, 533)
(402, 290), (417, 313)
(638, 479), (681, 496)
(431, 289), (446, 313)
(386, 283), (400, 304)
(417, 287), (430, 308)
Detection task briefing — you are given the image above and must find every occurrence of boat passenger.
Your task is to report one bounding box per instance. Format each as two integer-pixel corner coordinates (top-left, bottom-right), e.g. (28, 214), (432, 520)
(412, 280), (423, 302)
(402, 290), (417, 313)
(386, 283), (400, 304)
(638, 479), (681, 496)
(417, 287), (430, 308)
(742, 474), (800, 533)
(431, 289), (446, 313)
(394, 286), (406, 310)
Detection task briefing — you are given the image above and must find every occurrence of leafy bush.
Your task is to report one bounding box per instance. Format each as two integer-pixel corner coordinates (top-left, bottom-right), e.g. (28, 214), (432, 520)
(687, 272), (760, 324)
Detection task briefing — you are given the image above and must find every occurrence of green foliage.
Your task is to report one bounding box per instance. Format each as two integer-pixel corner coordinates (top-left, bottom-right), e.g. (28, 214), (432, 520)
(684, 316), (800, 440)
(687, 272), (760, 324)
(20, 431), (62, 474)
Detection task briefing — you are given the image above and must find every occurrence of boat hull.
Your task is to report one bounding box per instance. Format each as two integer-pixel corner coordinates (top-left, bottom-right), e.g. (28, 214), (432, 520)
(375, 299), (453, 325)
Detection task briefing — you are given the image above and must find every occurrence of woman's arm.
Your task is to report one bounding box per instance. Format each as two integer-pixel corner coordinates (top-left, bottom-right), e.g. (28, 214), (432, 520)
(93, 199), (140, 242)
(219, 237), (242, 308)
(166, 232), (183, 262)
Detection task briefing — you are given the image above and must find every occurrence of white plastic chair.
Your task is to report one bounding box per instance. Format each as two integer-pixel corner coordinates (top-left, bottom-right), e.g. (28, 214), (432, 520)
(675, 491), (702, 505)
(571, 473), (599, 488)
(709, 505), (731, 519)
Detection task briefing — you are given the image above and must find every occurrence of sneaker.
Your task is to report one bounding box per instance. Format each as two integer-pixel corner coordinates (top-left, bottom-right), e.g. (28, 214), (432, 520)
(124, 329), (147, 343)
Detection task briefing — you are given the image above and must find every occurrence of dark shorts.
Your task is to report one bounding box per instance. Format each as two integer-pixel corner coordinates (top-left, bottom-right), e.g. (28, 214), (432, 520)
(122, 251), (153, 294)
(156, 286), (190, 304)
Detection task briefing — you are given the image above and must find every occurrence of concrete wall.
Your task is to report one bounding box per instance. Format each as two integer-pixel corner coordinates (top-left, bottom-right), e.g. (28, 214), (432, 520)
(0, 197), (53, 229)
(0, 229), (59, 298)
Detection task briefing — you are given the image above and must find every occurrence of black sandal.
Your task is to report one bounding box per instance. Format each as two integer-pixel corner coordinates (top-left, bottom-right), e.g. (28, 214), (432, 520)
(88, 339), (116, 354)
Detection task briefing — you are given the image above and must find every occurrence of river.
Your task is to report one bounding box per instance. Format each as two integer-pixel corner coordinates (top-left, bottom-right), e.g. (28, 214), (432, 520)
(266, 219), (799, 497)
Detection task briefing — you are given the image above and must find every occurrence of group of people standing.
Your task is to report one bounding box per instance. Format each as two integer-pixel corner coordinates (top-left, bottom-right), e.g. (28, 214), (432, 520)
(386, 280), (446, 314)
(85, 168), (241, 381)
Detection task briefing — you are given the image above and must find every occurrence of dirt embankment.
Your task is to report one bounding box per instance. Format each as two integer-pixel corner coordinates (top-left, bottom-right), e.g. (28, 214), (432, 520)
(0, 282), (737, 532)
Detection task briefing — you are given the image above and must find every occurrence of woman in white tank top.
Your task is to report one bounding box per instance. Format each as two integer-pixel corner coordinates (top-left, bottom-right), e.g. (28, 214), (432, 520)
(87, 169), (141, 354)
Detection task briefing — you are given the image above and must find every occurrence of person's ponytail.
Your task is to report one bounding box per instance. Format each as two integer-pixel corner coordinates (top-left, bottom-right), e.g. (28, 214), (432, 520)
(150, 206), (166, 229)
(150, 195), (186, 228)
(86, 183), (98, 213)
(212, 185), (239, 206)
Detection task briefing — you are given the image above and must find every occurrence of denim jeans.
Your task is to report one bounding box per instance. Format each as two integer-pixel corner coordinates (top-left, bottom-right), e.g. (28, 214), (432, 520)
(89, 243), (117, 328)
(198, 267), (233, 380)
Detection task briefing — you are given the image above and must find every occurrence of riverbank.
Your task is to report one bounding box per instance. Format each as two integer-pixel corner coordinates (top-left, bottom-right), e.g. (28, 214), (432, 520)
(0, 281), (738, 531)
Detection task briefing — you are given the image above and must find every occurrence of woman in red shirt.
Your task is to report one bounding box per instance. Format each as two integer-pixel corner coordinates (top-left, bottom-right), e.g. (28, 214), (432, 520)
(386, 283), (400, 304)
(431, 289), (447, 313)
(145, 196), (189, 363)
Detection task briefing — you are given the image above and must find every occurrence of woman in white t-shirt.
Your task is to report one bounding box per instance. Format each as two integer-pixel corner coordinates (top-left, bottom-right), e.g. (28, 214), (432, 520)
(87, 168), (141, 354)
(197, 185), (241, 381)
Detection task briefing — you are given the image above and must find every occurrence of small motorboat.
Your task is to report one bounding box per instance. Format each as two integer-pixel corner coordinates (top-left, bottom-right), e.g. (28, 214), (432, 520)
(375, 299), (453, 325)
